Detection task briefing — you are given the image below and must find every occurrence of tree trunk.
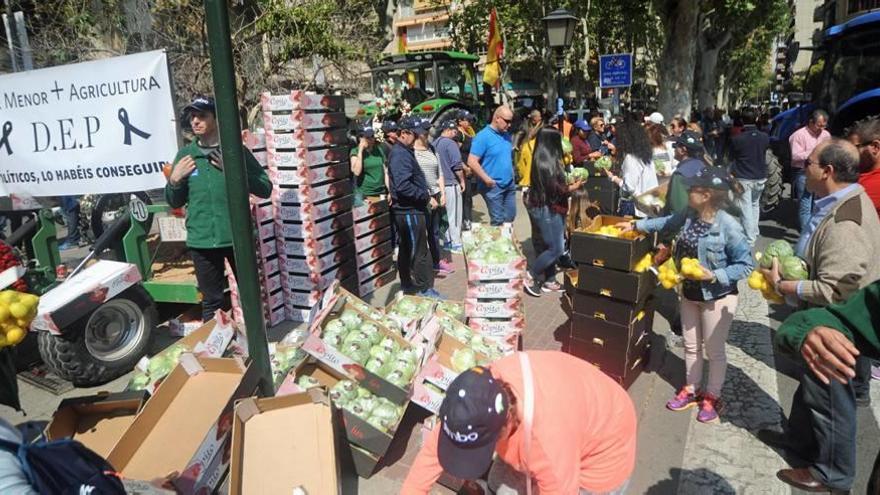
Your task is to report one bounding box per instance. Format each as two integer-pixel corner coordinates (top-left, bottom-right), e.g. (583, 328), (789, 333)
(657, 0), (702, 121)
(696, 30), (731, 112)
(374, 0), (398, 45)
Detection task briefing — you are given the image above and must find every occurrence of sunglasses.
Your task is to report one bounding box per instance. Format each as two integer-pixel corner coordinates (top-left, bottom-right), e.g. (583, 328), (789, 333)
(499, 117), (513, 124)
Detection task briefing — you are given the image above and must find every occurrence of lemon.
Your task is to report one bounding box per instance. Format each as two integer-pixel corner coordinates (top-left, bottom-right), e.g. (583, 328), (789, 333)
(15, 318), (29, 328)
(19, 294), (39, 309)
(0, 291), (17, 305)
(0, 306), (9, 323)
(9, 303), (28, 319)
(5, 327), (24, 345)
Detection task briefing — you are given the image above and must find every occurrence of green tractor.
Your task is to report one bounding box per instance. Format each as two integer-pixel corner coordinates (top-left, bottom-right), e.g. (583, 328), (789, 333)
(9, 199), (201, 386)
(356, 51), (487, 131)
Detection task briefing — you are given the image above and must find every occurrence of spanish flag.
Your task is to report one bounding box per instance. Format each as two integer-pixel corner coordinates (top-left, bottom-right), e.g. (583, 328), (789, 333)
(397, 28), (407, 54)
(482, 8), (503, 88)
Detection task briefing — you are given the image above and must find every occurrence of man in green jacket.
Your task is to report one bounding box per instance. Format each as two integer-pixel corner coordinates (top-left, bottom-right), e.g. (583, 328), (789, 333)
(165, 96), (272, 321)
(774, 280), (880, 494)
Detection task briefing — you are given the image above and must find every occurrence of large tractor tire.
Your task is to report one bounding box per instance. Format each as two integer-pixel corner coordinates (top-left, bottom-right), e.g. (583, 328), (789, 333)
(761, 149), (783, 215)
(38, 286), (157, 386)
(90, 192), (153, 240)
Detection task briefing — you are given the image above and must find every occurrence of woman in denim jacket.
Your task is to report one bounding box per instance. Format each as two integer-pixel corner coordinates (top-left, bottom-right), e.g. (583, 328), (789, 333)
(619, 167), (753, 423)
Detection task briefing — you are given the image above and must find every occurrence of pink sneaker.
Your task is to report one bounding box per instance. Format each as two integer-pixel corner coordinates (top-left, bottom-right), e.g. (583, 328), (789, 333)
(666, 387), (699, 411)
(697, 394), (722, 423)
(436, 260), (455, 275)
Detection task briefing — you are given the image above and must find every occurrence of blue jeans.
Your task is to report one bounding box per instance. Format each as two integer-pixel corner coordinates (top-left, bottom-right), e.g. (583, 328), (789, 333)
(734, 178), (766, 246)
(787, 370), (857, 490)
(481, 183), (517, 226)
(59, 196), (81, 244)
(526, 206), (565, 283)
(792, 168), (812, 231)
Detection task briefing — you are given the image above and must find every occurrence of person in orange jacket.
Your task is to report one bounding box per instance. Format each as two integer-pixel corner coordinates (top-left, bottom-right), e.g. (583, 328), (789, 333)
(401, 351), (637, 494)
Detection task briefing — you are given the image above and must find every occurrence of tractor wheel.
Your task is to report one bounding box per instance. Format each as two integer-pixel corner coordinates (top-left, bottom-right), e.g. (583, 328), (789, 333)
(38, 286), (157, 386)
(761, 149), (783, 215)
(91, 192), (153, 240)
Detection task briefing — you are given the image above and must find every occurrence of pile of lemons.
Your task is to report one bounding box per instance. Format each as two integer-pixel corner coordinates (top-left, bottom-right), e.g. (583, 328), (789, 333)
(0, 290), (40, 348)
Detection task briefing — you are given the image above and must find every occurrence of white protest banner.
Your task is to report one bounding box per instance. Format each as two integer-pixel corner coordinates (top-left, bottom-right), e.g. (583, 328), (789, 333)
(0, 50), (177, 198)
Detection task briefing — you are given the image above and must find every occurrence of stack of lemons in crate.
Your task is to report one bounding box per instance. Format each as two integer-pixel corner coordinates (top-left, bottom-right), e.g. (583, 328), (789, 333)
(0, 290), (40, 348)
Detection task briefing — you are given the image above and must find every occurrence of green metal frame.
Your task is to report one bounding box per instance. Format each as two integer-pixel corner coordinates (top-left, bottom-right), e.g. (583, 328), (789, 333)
(26, 210), (60, 293)
(123, 204), (202, 305)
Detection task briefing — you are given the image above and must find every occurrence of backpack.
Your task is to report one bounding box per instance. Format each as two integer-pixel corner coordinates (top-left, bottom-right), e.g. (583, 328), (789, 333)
(0, 437), (126, 494)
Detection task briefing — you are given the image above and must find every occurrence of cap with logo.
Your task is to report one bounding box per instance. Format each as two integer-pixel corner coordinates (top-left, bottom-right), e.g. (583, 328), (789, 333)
(440, 119), (458, 131)
(412, 118), (433, 136)
(381, 120), (399, 133)
(673, 130), (704, 152)
(183, 96), (216, 114)
(683, 166), (732, 191)
(437, 367), (509, 480)
(648, 112), (665, 125)
(359, 126), (375, 138)
(456, 110), (476, 122)
(574, 119), (591, 132)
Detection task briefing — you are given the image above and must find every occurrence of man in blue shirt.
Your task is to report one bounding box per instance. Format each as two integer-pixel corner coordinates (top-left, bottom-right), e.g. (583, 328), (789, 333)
(728, 107), (770, 246)
(387, 116), (440, 298)
(467, 105), (516, 225)
(435, 120), (465, 252)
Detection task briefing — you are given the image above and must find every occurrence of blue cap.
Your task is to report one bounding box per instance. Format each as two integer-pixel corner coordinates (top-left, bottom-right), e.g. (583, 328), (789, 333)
(381, 120), (399, 132)
(456, 110), (475, 122)
(441, 119), (458, 131)
(398, 116), (421, 132)
(574, 119), (590, 132)
(360, 126), (375, 138)
(184, 96), (215, 114)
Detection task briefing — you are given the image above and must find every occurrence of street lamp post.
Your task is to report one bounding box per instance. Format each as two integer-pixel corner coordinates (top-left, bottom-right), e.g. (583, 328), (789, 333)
(542, 8), (578, 134)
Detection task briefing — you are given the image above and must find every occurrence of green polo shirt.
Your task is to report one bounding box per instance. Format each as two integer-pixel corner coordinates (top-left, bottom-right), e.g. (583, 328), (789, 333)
(351, 145), (387, 196)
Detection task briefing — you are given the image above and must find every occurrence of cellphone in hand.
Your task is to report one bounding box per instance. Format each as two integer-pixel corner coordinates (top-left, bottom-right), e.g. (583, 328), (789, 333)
(208, 149), (223, 170)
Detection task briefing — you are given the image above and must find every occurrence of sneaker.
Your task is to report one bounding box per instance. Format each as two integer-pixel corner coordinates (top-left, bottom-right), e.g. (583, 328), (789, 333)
(462, 220), (472, 231)
(58, 240), (80, 251)
(448, 244), (463, 255)
(872, 364), (880, 381)
(666, 387), (699, 411)
(697, 394), (722, 423)
(542, 281), (564, 293)
(437, 260), (455, 274)
(524, 281), (543, 297)
(418, 288), (445, 300)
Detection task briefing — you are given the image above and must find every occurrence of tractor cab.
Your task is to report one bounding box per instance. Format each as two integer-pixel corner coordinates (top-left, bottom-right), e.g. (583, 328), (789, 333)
(356, 51), (486, 128)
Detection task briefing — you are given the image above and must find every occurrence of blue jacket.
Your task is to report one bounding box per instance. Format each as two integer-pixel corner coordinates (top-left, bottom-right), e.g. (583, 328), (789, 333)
(636, 209), (753, 300)
(388, 141), (429, 212)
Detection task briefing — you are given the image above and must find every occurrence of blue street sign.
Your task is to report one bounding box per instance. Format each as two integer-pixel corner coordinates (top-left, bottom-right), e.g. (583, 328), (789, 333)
(599, 53), (633, 88)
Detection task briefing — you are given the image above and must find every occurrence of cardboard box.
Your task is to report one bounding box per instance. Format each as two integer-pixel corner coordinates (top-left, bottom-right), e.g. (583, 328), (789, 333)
(575, 263), (656, 303)
(464, 297), (523, 319)
(257, 236), (277, 259)
(267, 304), (286, 327)
(283, 259), (357, 291)
(583, 177), (618, 215)
(272, 160), (349, 185)
(292, 361), (409, 458)
(243, 129), (267, 151)
(355, 226), (392, 254)
(357, 255), (394, 284)
(265, 128), (349, 149)
(567, 334), (649, 390)
(358, 268), (396, 297)
(277, 195), (354, 223)
(565, 270), (652, 326)
(355, 240), (393, 270)
(570, 215), (655, 271)
(285, 244), (356, 274)
(276, 178), (353, 204)
(302, 299), (415, 405)
(569, 309), (653, 362)
(278, 210), (354, 238)
(465, 279), (524, 299)
(261, 91), (345, 112)
(283, 228), (354, 257)
(384, 294), (437, 337)
(257, 219), (276, 240)
(410, 379), (445, 414)
(259, 254), (280, 277)
(108, 356), (260, 494)
(263, 110), (347, 132)
(45, 390), (148, 458)
(418, 332), (489, 392)
(467, 316), (525, 346)
(353, 212), (391, 237)
(635, 179), (670, 217)
(229, 390), (349, 495)
(352, 198), (389, 221)
(261, 272), (283, 294)
(463, 252), (526, 283)
(168, 306), (204, 338)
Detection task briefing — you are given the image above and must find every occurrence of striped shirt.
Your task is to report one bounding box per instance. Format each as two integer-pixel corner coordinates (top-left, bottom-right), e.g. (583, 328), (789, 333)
(414, 148), (441, 195)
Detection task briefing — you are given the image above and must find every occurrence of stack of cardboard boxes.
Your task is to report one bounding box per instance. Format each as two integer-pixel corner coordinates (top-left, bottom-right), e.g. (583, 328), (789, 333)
(259, 91), (358, 321)
(352, 199), (395, 296)
(463, 224), (526, 353)
(565, 215), (656, 388)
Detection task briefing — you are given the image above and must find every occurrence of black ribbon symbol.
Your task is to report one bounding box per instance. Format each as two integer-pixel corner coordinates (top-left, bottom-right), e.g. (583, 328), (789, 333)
(118, 108), (152, 145)
(0, 121), (12, 155)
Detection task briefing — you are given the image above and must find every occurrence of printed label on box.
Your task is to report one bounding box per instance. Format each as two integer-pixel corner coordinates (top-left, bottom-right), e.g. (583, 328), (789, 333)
(272, 161), (349, 185)
(276, 179), (352, 204)
(466, 279), (524, 299)
(353, 212), (391, 237)
(264, 129), (348, 149)
(357, 255), (394, 283)
(464, 298), (522, 318)
(261, 91), (345, 112)
(355, 226), (392, 254)
(266, 146), (348, 168)
(283, 228), (353, 257)
(279, 210), (353, 239)
(411, 380), (445, 414)
(352, 199), (389, 221)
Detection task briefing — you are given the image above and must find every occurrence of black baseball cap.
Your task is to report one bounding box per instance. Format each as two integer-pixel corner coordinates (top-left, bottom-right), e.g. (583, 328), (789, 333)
(184, 96), (215, 115)
(456, 110), (476, 122)
(398, 116), (421, 133)
(359, 126), (375, 138)
(381, 120), (399, 133)
(440, 119), (458, 131)
(672, 130), (704, 152)
(683, 166), (732, 191)
(437, 367), (509, 479)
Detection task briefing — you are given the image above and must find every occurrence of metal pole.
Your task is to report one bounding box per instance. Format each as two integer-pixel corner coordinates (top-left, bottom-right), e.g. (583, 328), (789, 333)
(203, 0), (273, 395)
(557, 50), (564, 134)
(4, 0), (19, 71)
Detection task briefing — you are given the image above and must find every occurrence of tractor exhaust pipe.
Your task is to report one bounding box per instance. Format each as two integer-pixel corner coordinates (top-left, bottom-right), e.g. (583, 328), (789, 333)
(68, 208), (132, 279)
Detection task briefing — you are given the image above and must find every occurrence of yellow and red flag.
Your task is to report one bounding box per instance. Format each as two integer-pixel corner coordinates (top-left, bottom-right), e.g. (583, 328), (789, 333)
(482, 8), (503, 88)
(397, 28), (408, 54)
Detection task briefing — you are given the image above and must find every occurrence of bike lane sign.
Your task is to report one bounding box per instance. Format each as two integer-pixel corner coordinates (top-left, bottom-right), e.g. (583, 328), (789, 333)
(599, 53), (633, 88)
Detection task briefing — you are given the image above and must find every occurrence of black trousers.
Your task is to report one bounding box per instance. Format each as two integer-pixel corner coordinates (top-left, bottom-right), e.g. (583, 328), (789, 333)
(787, 370), (857, 491)
(191, 246), (236, 322)
(393, 209), (433, 295)
(853, 355), (873, 400)
(462, 177), (478, 224)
